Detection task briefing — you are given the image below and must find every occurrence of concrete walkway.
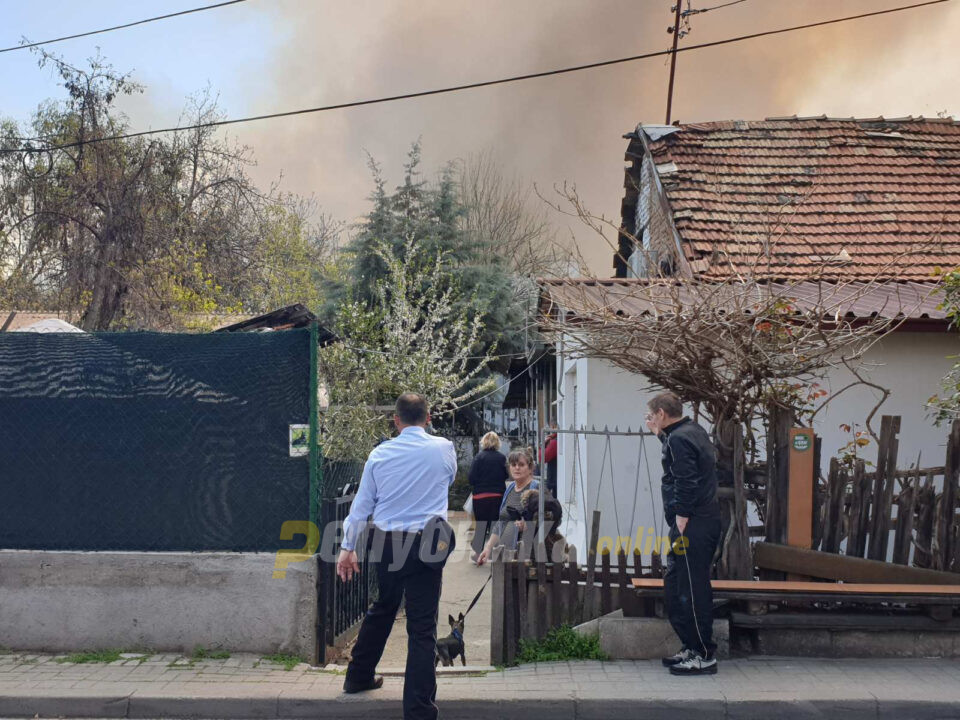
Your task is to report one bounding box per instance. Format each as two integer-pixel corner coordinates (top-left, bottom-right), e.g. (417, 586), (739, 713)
(369, 512), (493, 668)
(3, 651), (960, 719)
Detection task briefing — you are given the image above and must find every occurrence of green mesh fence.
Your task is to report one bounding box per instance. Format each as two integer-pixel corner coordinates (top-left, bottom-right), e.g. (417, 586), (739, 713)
(0, 330), (313, 551)
(319, 458), (364, 499)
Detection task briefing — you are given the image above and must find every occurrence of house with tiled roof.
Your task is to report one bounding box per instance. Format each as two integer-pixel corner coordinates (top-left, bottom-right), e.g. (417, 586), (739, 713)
(538, 117), (960, 554)
(615, 116), (960, 281)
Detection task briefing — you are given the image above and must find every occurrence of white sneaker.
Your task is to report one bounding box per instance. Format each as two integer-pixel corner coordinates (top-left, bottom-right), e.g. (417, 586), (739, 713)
(668, 652), (718, 675)
(661, 648), (692, 667)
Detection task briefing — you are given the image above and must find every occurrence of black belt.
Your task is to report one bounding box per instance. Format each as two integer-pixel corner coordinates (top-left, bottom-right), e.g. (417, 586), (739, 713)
(380, 527), (423, 534)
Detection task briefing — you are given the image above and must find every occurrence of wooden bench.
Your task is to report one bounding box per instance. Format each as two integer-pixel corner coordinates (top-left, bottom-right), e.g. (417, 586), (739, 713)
(631, 578), (960, 610)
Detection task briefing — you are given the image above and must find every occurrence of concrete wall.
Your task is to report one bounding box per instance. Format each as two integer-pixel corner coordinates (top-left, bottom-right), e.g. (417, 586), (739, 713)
(0, 551), (318, 662)
(555, 331), (959, 558)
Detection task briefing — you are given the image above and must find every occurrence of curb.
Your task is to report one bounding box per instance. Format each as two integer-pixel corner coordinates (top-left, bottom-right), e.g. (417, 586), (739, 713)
(2, 693), (960, 720)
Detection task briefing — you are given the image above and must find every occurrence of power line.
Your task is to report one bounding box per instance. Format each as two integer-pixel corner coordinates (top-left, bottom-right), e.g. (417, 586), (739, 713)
(442, 349), (552, 414)
(338, 341), (534, 362)
(4, 0), (951, 155)
(686, 0), (748, 15)
(0, 0), (251, 55)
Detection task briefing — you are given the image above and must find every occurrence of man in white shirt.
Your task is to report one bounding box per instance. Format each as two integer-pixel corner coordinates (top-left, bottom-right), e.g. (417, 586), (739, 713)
(337, 393), (456, 720)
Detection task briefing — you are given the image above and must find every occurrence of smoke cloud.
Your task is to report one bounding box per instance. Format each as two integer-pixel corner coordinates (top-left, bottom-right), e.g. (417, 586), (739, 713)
(228, 0), (958, 274)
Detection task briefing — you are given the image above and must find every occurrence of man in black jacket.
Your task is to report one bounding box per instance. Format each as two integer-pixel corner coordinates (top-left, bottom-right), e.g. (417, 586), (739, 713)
(645, 391), (721, 675)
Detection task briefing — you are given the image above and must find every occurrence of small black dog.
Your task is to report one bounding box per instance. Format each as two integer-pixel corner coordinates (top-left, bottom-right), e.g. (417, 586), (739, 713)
(435, 613), (466, 667)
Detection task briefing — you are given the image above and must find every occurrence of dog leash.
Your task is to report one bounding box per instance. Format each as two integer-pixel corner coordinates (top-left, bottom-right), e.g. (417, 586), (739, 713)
(462, 573), (492, 617)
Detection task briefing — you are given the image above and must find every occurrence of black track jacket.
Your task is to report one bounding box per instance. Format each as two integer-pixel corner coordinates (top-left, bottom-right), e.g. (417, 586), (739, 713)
(658, 417), (720, 526)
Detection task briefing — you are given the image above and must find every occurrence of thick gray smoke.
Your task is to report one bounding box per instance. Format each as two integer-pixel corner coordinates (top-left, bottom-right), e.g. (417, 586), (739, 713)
(232, 0), (956, 274)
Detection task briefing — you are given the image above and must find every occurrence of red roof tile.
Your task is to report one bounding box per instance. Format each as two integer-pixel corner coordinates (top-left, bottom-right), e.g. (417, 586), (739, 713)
(635, 117), (960, 281)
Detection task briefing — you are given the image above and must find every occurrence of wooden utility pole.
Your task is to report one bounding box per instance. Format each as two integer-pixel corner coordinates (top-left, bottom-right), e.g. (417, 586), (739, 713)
(665, 1), (684, 124)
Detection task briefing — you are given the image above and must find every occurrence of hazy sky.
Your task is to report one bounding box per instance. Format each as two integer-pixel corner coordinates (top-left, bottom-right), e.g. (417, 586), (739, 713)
(3, 0), (959, 274)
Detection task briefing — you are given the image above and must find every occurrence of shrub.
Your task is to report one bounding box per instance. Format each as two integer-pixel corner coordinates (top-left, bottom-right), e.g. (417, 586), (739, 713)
(515, 626), (607, 665)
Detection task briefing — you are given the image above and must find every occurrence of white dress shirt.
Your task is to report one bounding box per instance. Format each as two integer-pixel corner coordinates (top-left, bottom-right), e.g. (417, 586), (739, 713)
(341, 426), (457, 552)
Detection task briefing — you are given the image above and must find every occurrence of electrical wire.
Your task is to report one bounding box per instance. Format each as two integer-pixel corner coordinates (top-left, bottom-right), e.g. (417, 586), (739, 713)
(3, 0), (950, 155)
(440, 348), (551, 414)
(0, 0), (252, 55)
(685, 0), (748, 15)
(337, 341), (532, 362)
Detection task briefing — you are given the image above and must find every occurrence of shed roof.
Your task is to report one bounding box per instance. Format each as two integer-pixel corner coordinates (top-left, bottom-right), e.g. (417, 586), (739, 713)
(539, 278), (947, 325)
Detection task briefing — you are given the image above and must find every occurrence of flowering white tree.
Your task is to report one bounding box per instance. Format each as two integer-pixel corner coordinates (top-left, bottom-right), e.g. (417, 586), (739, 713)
(318, 236), (497, 461)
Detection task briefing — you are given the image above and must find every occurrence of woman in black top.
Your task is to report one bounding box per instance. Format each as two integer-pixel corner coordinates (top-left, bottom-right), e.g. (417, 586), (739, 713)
(468, 431), (509, 560)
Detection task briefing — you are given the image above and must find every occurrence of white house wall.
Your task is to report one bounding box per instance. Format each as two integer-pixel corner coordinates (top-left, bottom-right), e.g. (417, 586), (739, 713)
(815, 332), (957, 469)
(554, 340), (665, 564)
(554, 330), (958, 559)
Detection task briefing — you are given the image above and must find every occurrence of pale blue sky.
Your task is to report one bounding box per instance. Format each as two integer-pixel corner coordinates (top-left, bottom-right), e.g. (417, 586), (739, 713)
(3, 1), (959, 272)
(2, 0), (277, 128)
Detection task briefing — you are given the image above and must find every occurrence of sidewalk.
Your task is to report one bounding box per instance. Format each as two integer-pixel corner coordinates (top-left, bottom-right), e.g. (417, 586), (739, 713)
(3, 651), (960, 719)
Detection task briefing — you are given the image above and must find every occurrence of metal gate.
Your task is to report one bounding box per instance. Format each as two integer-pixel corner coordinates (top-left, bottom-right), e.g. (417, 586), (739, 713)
(316, 481), (377, 663)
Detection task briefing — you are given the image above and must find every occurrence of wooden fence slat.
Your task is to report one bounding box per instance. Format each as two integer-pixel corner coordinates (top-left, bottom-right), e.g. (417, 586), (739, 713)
(566, 546), (579, 625)
(822, 458), (840, 552)
(812, 436), (825, 553)
(491, 553), (506, 665)
(893, 474), (917, 565)
(953, 519), (960, 574)
(651, 551), (663, 578)
(550, 558), (563, 630)
(939, 420), (960, 571)
(914, 472), (936, 569)
(617, 550), (630, 616)
(729, 430), (752, 579)
(846, 460), (862, 556)
(868, 416), (901, 561)
(508, 552), (520, 664)
(584, 510), (601, 620)
(515, 546), (528, 641)
(600, 551), (613, 616)
(536, 545), (548, 639)
(849, 460), (870, 558)
(765, 406), (793, 546)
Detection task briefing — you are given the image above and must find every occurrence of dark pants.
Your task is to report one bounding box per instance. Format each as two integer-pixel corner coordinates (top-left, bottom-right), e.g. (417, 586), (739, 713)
(664, 514), (721, 656)
(546, 461), (557, 497)
(471, 495), (503, 554)
(346, 532), (443, 720)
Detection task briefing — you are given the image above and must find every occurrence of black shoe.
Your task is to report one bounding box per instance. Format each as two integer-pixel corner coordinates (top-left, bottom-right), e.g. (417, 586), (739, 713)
(668, 652), (718, 676)
(343, 675), (384, 694)
(661, 648), (692, 667)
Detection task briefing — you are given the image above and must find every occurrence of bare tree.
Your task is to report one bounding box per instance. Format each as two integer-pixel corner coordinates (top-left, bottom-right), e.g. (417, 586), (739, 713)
(458, 150), (575, 279)
(0, 52), (332, 330)
(540, 184), (938, 577)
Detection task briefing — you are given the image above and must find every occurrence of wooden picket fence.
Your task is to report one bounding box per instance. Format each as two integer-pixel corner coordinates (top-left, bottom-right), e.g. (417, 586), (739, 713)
(489, 512), (665, 665)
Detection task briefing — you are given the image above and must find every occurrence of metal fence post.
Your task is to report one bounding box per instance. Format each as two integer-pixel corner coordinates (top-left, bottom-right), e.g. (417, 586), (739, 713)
(309, 321), (320, 528)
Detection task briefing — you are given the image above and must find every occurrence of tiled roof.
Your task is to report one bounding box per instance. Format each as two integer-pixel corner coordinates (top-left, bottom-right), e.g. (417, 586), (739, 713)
(636, 116), (960, 281)
(539, 278), (947, 324)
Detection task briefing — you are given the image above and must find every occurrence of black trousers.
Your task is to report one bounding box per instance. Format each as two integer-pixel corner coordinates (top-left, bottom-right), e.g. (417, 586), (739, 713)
(346, 532), (443, 720)
(664, 514), (721, 656)
(471, 495), (503, 554)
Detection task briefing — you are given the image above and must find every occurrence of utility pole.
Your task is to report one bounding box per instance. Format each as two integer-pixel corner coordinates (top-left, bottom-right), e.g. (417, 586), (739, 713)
(665, 1), (684, 125)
